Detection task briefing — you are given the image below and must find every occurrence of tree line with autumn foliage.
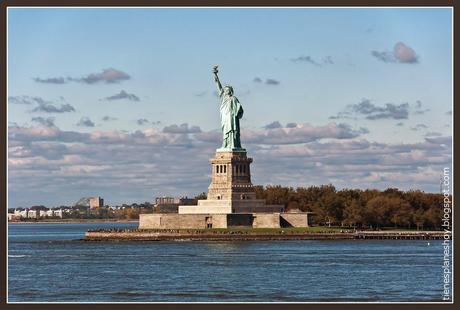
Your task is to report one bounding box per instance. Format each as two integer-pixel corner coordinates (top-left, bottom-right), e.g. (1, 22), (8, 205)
(247, 185), (446, 230)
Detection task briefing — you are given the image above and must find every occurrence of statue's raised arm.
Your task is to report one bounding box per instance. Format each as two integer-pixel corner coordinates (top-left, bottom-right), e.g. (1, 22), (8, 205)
(213, 65), (223, 96)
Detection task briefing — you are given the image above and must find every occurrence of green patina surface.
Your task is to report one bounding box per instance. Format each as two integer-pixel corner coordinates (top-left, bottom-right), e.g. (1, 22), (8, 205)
(213, 65), (244, 151)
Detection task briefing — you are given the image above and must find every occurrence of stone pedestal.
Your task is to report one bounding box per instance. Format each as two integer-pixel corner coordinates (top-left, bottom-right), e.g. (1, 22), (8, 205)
(179, 150), (284, 214)
(207, 150), (256, 201)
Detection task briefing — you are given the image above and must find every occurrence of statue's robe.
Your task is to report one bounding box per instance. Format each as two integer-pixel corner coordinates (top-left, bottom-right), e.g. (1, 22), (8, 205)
(219, 90), (243, 149)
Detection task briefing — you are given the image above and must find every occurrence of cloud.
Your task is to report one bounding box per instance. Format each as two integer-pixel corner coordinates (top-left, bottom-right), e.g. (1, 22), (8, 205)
(31, 117), (55, 127)
(11, 96), (77, 114)
(264, 121), (282, 130)
(253, 137), (451, 190)
(410, 123), (428, 131)
(8, 96), (46, 105)
(71, 68), (130, 84)
(371, 51), (394, 63)
(33, 77), (66, 84)
(246, 123), (368, 145)
(265, 78), (280, 85)
(396, 122), (404, 127)
(254, 77), (280, 85)
(286, 122), (297, 128)
(291, 55), (322, 66)
(394, 42), (418, 63)
(331, 99), (410, 120)
(195, 122), (369, 146)
(322, 56), (334, 64)
(194, 91), (207, 97)
(76, 117), (95, 127)
(424, 135), (452, 146)
(103, 90), (140, 102)
(32, 102), (76, 113)
(9, 124), (88, 144)
(412, 100), (430, 115)
(8, 121), (451, 207)
(102, 116), (118, 121)
(291, 55), (334, 66)
(425, 132), (442, 137)
(372, 42), (419, 64)
(137, 118), (149, 125)
(162, 123), (201, 134)
(329, 113), (354, 120)
(34, 68), (131, 85)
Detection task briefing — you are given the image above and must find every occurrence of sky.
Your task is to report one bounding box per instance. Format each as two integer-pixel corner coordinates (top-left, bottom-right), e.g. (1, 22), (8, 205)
(7, 7), (453, 207)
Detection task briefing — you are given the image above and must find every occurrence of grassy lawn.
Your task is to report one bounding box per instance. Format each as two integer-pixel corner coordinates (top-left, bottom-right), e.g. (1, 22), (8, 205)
(208, 226), (350, 233)
(137, 226), (433, 234)
(136, 226), (353, 234)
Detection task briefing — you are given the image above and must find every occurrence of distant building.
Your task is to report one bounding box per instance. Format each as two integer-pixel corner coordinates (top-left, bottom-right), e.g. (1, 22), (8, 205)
(14, 209), (27, 218)
(155, 196), (194, 205)
(42, 209), (64, 218)
(155, 197), (180, 205)
(153, 196), (195, 213)
(53, 209), (63, 218)
(27, 210), (38, 219)
(89, 197), (104, 209)
(8, 208), (64, 221)
(8, 213), (20, 221)
(37, 209), (63, 218)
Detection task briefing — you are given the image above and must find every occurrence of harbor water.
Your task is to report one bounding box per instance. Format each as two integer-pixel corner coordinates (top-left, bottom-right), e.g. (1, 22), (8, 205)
(8, 223), (446, 302)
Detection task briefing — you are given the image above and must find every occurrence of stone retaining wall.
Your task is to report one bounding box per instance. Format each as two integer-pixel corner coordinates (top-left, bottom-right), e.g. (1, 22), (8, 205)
(140, 212), (310, 229)
(280, 213), (309, 227)
(253, 213), (280, 228)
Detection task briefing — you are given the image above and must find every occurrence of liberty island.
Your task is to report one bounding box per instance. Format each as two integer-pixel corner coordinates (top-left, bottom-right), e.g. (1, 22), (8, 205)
(136, 67), (310, 230)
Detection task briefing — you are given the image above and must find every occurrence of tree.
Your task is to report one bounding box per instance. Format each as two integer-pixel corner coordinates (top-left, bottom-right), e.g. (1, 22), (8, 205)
(343, 199), (364, 228)
(193, 192), (207, 204)
(404, 190), (429, 210)
(311, 189), (344, 226)
(390, 201), (412, 228)
(264, 185), (295, 206)
(424, 205), (442, 230)
(124, 208), (139, 220)
(254, 185), (266, 200)
(193, 184), (445, 230)
(383, 188), (404, 198)
(413, 208), (425, 230)
(365, 196), (393, 228)
(286, 201), (300, 212)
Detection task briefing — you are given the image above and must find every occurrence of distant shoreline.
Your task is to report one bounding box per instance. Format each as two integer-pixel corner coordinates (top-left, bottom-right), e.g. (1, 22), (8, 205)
(8, 220), (139, 224)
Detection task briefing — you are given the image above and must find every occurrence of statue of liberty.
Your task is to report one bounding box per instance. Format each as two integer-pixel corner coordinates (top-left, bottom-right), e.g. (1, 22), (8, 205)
(213, 65), (244, 151)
